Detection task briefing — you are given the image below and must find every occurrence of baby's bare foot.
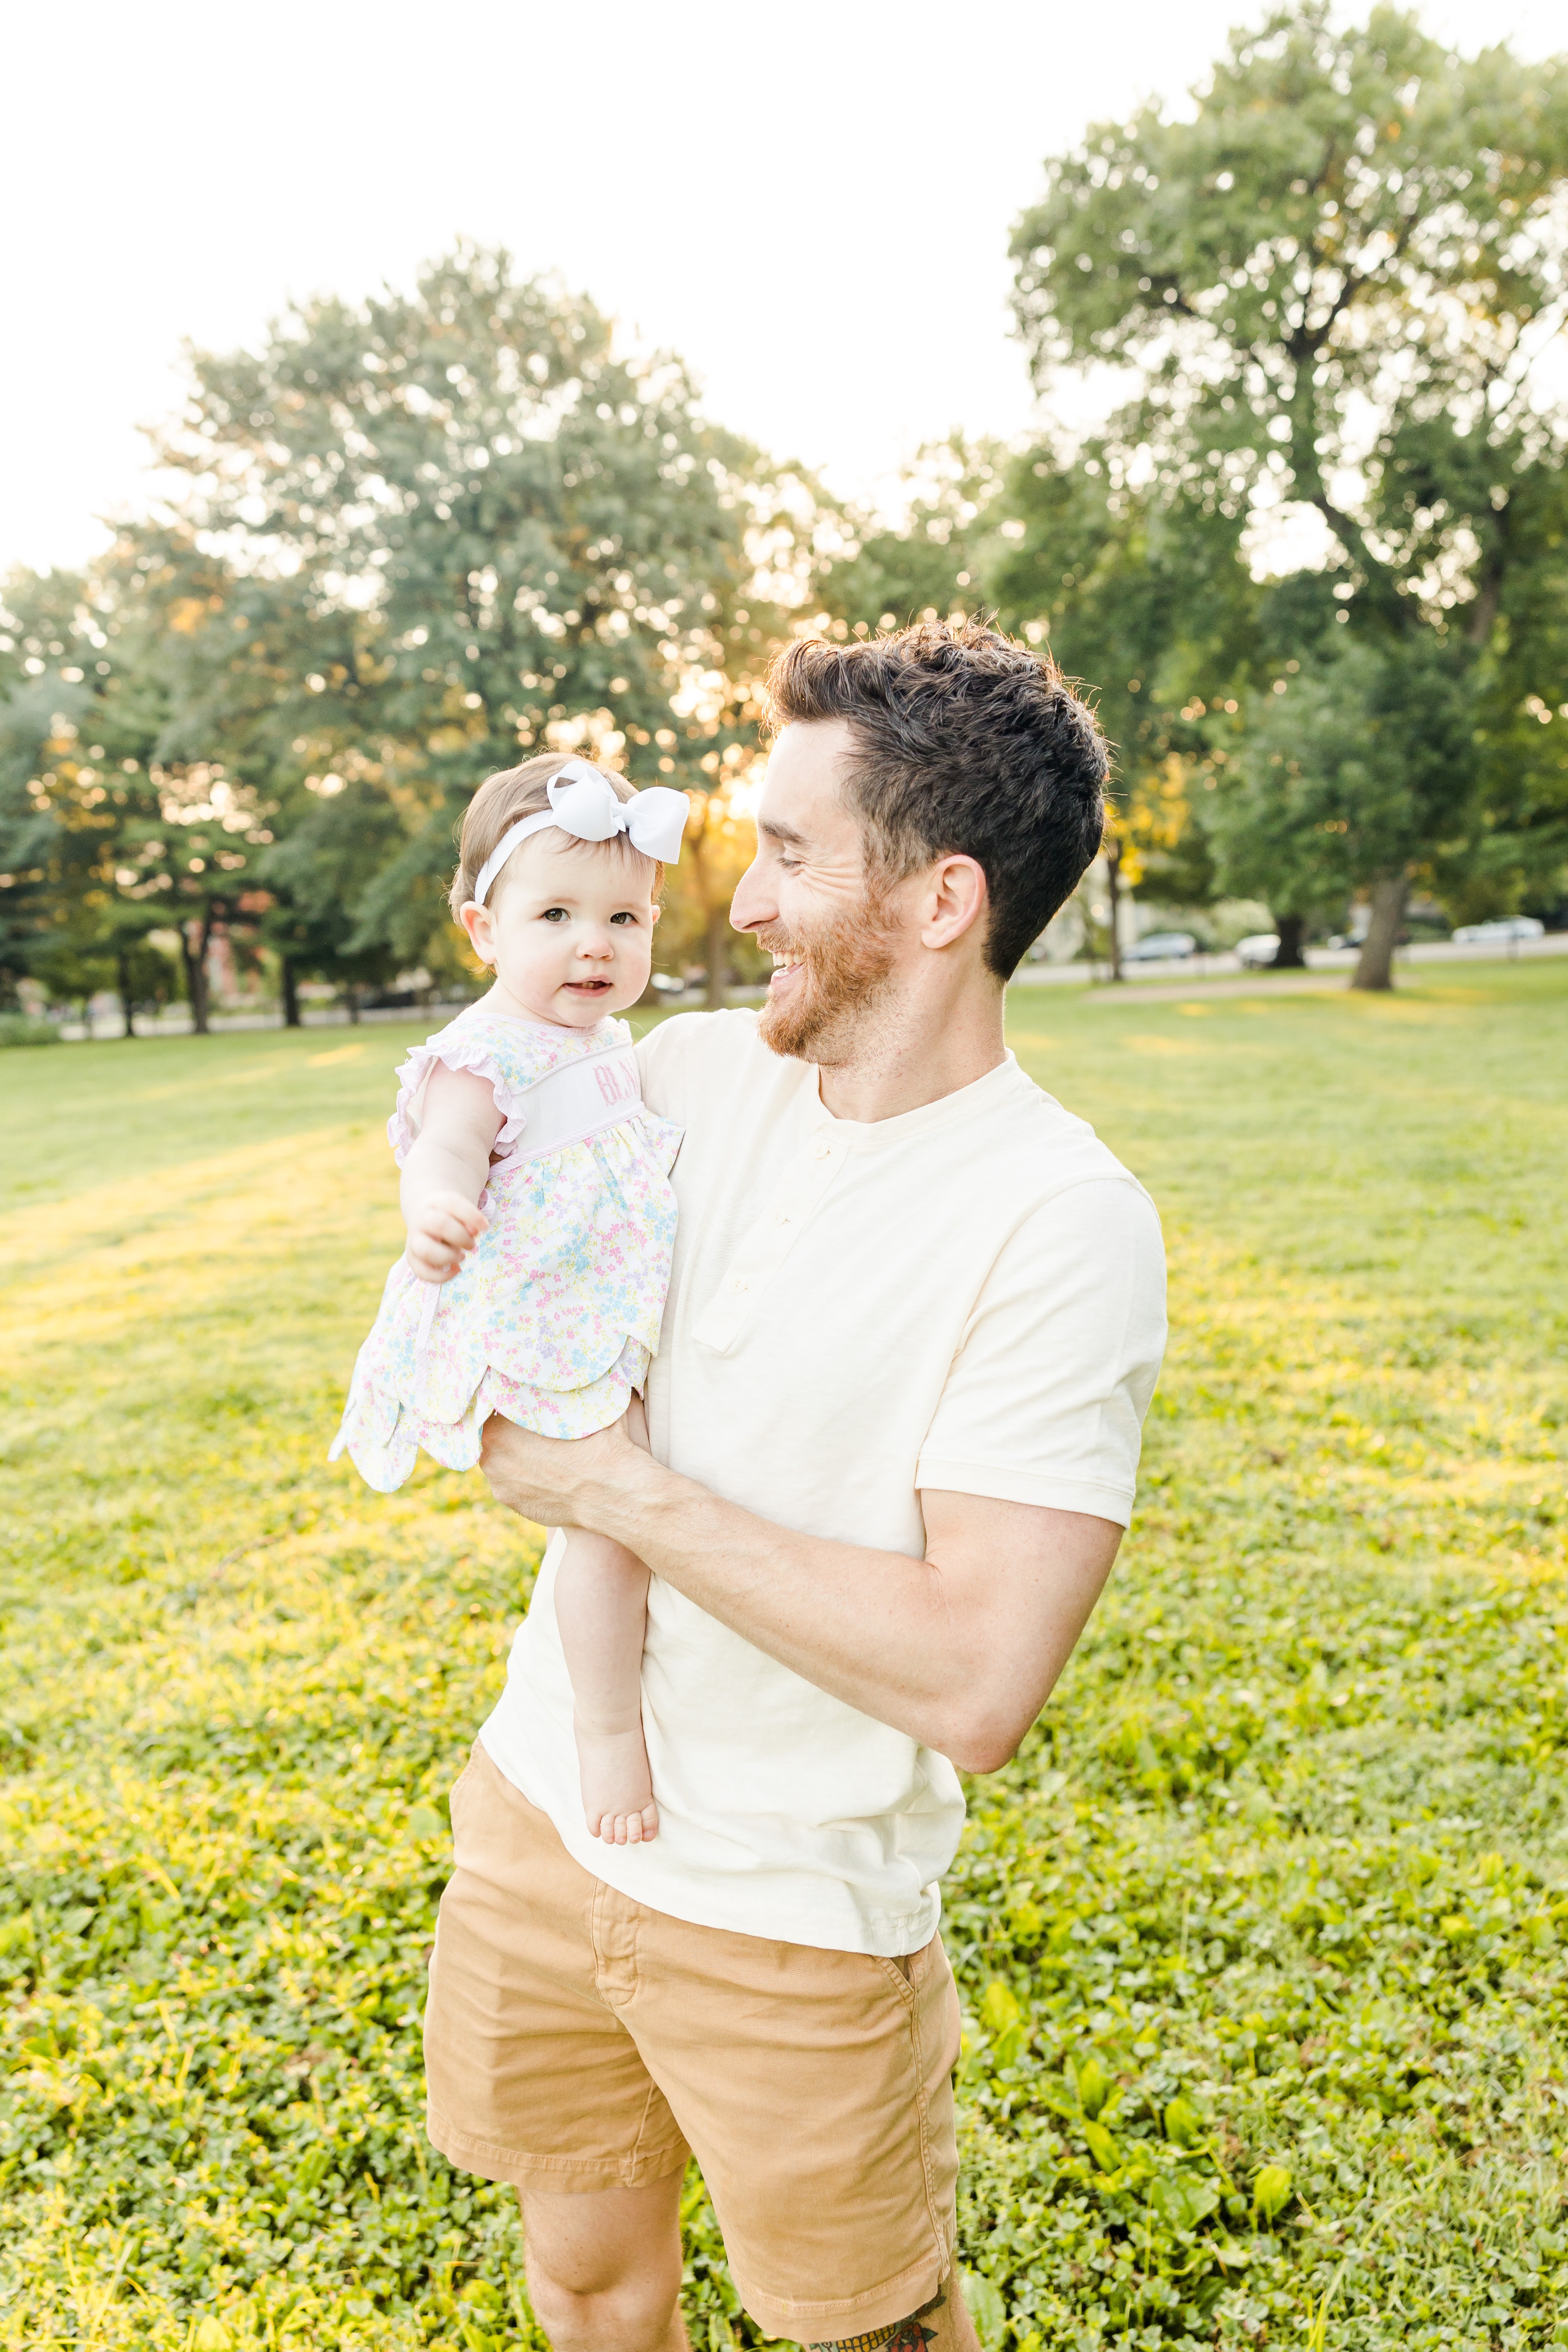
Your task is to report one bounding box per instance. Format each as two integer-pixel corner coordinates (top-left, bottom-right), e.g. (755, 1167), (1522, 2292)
(576, 1721), (658, 1845)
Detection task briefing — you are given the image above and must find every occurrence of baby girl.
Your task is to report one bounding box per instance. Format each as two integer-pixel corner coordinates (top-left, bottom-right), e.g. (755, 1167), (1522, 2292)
(331, 753), (689, 1845)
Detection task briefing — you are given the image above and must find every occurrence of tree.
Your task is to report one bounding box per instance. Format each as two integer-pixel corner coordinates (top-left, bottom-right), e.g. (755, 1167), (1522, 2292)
(813, 435), (1237, 974)
(108, 521), (346, 1028)
(0, 567), (184, 1026)
(643, 666), (781, 1009)
(813, 437), (1007, 634)
(1210, 635), (1475, 976)
(256, 773), (410, 1024)
(144, 246), (809, 1001)
(1010, 1), (1568, 986)
(0, 571), (107, 1003)
(986, 441), (1254, 967)
(650, 772), (769, 1001)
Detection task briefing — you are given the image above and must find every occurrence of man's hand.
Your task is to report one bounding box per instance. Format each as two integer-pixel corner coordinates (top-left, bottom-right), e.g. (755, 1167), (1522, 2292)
(479, 1414), (646, 1528)
(406, 1189), (489, 1283)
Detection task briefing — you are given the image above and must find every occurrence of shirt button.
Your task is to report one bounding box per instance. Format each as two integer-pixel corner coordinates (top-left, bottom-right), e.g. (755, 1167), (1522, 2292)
(731, 1276), (749, 1294)
(774, 1210), (790, 1225)
(810, 1134), (831, 1159)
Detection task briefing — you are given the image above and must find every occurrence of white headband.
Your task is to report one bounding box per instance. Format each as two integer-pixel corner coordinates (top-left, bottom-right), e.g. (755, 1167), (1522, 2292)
(472, 757), (690, 907)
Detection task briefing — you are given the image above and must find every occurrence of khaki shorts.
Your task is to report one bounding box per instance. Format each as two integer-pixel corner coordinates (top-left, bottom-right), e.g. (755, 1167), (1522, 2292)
(424, 1742), (961, 2341)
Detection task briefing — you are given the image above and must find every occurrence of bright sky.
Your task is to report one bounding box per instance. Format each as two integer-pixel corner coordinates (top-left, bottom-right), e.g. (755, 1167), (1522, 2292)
(4, 0), (1560, 577)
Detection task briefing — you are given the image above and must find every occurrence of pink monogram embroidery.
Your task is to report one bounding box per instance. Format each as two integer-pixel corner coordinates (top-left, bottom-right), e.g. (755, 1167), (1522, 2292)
(595, 1056), (639, 1106)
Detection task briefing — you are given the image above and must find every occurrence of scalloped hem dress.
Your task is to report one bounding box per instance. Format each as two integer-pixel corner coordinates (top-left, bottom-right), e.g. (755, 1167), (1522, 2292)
(330, 1001), (682, 1494)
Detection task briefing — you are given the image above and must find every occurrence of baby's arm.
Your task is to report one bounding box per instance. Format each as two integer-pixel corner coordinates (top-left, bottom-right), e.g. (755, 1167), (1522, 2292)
(401, 1062), (504, 1281)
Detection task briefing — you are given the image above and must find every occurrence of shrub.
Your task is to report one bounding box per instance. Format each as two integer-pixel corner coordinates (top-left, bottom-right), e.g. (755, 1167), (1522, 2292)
(0, 1014), (61, 1048)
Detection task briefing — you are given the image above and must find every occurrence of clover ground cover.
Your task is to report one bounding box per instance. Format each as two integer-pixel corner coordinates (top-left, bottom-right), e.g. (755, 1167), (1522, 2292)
(2, 968), (1565, 2348)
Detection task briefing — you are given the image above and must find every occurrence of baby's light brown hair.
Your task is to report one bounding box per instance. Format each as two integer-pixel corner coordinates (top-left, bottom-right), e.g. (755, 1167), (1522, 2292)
(449, 755), (662, 920)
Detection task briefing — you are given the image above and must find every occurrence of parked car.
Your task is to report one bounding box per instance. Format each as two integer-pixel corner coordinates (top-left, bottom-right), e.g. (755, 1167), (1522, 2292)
(1234, 933), (1281, 968)
(1121, 930), (1197, 963)
(1451, 916), (1544, 944)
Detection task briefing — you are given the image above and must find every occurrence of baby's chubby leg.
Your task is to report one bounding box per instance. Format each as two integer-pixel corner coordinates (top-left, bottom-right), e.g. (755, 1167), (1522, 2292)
(556, 1532), (656, 1845)
(555, 1397), (658, 1846)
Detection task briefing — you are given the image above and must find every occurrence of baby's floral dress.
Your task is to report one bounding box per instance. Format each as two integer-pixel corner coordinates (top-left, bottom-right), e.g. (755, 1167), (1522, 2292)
(330, 999), (681, 1494)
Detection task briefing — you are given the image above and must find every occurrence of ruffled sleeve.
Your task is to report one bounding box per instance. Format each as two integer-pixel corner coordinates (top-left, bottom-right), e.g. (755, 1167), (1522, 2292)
(386, 1017), (531, 1167)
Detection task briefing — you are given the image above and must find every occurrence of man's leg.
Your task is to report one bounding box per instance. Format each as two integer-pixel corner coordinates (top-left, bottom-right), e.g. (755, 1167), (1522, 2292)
(809, 2278), (981, 2352)
(423, 1752), (695, 2345)
(520, 2173), (689, 2352)
(606, 1908), (964, 2350)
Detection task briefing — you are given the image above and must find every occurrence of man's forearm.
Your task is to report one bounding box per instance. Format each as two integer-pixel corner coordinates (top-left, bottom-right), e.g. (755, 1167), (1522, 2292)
(500, 1433), (1119, 1773)
(579, 1448), (958, 1739)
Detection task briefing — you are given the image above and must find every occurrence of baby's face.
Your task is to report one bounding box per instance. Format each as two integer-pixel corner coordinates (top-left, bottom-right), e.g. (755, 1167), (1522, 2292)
(463, 832), (658, 1028)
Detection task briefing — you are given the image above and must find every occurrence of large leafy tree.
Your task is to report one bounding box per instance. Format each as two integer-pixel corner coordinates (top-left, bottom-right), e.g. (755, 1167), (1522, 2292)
(986, 442), (1260, 965)
(0, 546), (302, 1035)
(815, 436), (1249, 974)
(1210, 635), (1476, 975)
(145, 245), (805, 996)
(0, 571), (98, 1001)
(1010, 1), (1568, 985)
(117, 521), (361, 1025)
(252, 774), (407, 1023)
(0, 568), (186, 1028)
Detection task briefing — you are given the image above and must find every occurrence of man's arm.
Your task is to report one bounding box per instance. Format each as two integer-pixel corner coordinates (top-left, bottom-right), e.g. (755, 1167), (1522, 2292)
(478, 1419), (1120, 1772)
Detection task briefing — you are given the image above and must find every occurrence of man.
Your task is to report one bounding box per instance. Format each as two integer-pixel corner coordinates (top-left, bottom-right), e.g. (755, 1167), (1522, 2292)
(423, 618), (1167, 2352)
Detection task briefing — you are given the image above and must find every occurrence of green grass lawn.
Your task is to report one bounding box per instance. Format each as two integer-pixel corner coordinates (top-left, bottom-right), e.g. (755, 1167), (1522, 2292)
(2, 967), (1566, 2351)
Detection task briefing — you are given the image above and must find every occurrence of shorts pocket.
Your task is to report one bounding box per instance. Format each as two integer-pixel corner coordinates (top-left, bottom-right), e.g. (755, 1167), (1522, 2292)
(875, 1952), (918, 2006)
(447, 1742), (483, 1823)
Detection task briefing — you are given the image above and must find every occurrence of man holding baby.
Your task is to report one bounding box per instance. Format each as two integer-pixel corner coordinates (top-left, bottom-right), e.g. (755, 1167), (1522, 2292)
(423, 618), (1167, 2352)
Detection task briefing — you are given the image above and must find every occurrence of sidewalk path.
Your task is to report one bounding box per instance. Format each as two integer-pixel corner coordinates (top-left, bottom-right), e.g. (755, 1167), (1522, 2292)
(1011, 932), (1568, 1001)
(1076, 971), (1355, 1006)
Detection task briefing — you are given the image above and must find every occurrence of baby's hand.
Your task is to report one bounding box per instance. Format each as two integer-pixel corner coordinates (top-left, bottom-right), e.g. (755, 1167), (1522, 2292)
(406, 1190), (488, 1283)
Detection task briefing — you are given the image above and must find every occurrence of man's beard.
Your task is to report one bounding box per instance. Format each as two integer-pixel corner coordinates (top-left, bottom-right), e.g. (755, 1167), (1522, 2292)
(755, 894), (898, 1065)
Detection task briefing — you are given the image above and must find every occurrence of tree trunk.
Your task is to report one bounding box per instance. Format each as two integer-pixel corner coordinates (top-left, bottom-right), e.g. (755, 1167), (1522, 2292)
(116, 950), (137, 1038)
(686, 805), (727, 1011)
(1351, 874), (1408, 992)
(181, 916), (211, 1034)
(1103, 836), (1124, 982)
(281, 955), (301, 1029)
(1274, 911), (1308, 970)
(345, 986), (361, 1026)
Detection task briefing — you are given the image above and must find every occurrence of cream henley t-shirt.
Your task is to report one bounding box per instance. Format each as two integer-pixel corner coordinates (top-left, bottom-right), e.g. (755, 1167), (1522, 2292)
(480, 1009), (1167, 1956)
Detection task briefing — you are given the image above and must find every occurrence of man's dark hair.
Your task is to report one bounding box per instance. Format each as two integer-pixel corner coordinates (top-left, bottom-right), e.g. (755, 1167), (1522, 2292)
(765, 616), (1108, 980)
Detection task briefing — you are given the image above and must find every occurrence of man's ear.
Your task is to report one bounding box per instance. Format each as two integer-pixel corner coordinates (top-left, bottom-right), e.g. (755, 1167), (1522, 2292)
(919, 854), (989, 952)
(458, 901), (497, 966)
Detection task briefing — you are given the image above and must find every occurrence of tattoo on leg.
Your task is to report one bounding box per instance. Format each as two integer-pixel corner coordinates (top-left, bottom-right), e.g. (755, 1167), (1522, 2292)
(812, 2287), (946, 2352)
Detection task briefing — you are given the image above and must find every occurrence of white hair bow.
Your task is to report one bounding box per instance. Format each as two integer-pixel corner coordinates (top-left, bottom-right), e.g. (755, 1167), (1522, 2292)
(471, 757), (690, 906)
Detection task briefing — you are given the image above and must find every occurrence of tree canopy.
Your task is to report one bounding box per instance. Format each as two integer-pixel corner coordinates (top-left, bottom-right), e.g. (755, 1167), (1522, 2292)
(5, 22), (1568, 1022)
(0, 248), (816, 1021)
(1008, 0), (1568, 981)
(144, 248), (807, 983)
